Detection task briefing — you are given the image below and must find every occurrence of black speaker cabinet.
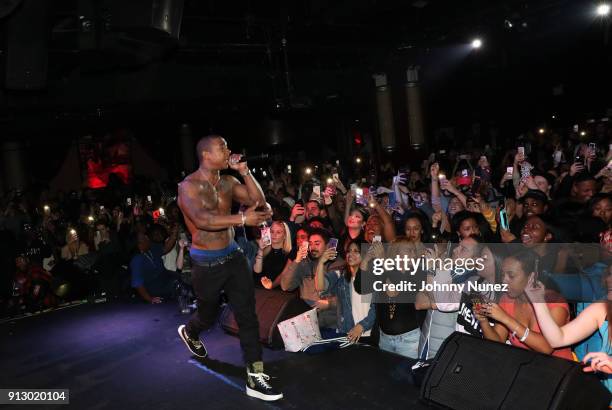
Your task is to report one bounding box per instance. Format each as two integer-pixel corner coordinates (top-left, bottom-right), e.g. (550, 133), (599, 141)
(421, 332), (611, 410)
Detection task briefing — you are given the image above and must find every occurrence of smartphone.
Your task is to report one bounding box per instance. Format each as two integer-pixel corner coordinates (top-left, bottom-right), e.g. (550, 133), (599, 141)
(147, 195), (152, 203)
(589, 142), (597, 154)
(332, 173), (339, 181)
(127, 197), (132, 206)
(327, 238), (338, 250)
(388, 192), (397, 208)
(373, 235), (382, 243)
(159, 208), (165, 217)
(355, 188), (367, 206)
(261, 225), (272, 247)
(461, 169), (469, 178)
(575, 155), (585, 164)
(518, 146), (525, 156)
(313, 185), (321, 198)
(499, 208), (509, 230)
(506, 166), (513, 176)
(100, 205), (105, 211)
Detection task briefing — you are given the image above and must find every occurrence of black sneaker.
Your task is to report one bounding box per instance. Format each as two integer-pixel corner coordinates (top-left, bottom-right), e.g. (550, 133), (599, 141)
(246, 362), (283, 401)
(178, 325), (207, 358)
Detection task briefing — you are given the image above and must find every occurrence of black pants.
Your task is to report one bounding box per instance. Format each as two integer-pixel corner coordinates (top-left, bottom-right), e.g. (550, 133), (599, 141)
(186, 251), (262, 364)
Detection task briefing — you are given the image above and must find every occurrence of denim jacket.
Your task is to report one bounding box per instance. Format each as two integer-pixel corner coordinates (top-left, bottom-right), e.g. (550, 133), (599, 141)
(321, 269), (376, 334)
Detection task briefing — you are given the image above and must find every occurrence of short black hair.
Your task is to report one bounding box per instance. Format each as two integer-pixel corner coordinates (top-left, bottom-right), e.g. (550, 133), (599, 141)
(306, 199), (323, 209)
(574, 173), (597, 184)
(307, 227), (330, 244)
(195, 135), (222, 163)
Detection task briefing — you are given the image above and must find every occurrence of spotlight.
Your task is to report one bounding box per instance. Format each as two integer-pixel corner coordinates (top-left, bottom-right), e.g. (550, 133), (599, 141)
(471, 38), (483, 49)
(597, 3), (611, 16)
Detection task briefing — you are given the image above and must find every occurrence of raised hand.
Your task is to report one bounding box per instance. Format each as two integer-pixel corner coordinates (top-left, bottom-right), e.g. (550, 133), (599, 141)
(430, 162), (440, 179)
(524, 273), (546, 303)
(319, 247), (338, 264)
(243, 201), (271, 226)
(260, 277), (273, 289)
(290, 203), (305, 222)
(583, 352), (612, 374)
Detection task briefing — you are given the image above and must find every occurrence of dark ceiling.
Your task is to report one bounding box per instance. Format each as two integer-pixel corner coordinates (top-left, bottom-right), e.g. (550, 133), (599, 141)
(0, 0), (610, 136)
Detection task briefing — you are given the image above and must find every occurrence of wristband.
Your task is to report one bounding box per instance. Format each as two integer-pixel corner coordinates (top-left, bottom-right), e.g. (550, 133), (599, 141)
(520, 327), (530, 342)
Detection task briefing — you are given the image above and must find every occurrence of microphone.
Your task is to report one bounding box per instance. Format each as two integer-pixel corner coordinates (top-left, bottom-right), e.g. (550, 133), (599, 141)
(232, 153), (269, 163)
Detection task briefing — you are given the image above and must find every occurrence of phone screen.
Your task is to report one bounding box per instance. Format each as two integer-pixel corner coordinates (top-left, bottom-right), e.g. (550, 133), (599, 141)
(499, 209), (509, 230)
(327, 238), (338, 250)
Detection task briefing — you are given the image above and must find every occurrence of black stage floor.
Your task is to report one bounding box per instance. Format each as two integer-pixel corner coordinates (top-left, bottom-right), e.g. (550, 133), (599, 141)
(1, 301), (431, 410)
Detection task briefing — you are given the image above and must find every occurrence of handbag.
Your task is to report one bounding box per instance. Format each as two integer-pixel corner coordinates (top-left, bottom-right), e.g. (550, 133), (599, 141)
(277, 308), (321, 352)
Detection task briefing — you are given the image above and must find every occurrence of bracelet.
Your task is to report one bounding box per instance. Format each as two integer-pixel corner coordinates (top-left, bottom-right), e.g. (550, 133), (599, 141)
(240, 169), (251, 177)
(239, 211), (246, 226)
(520, 327), (530, 342)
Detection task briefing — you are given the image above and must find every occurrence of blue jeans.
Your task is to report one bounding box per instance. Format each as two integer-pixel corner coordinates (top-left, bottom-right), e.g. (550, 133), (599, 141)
(379, 328), (420, 359)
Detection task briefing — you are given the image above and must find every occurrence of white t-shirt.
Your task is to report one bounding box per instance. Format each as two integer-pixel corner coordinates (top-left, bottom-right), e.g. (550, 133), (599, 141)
(350, 277), (372, 337)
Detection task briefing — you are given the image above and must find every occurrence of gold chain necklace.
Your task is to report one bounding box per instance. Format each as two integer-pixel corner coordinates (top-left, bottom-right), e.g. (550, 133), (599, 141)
(199, 168), (221, 188)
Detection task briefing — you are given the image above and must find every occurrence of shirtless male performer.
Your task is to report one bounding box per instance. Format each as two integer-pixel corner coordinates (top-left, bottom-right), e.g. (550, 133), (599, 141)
(177, 135), (282, 401)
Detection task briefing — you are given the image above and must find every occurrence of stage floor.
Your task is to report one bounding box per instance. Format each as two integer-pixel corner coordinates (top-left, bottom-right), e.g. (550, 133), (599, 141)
(1, 301), (429, 410)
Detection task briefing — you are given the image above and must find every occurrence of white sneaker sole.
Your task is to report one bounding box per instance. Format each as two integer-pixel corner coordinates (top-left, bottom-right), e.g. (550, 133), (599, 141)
(177, 325), (207, 358)
(246, 386), (283, 401)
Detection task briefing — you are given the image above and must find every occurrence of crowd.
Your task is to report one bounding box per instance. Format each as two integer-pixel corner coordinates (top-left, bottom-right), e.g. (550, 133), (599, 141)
(1, 127), (612, 395)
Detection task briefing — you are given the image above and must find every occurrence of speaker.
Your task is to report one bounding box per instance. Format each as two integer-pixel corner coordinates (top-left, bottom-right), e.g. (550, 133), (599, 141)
(4, 0), (51, 90)
(421, 332), (611, 410)
(220, 289), (309, 349)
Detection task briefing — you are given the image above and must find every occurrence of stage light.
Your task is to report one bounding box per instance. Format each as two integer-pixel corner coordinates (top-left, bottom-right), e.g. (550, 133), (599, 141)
(538, 128), (545, 134)
(597, 3), (610, 16)
(471, 38), (482, 49)
(355, 157), (362, 164)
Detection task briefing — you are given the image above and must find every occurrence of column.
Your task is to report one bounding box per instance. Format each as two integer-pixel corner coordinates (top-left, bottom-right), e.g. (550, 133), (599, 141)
(179, 123), (196, 173)
(405, 66), (425, 149)
(372, 73), (396, 152)
(2, 140), (28, 191)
